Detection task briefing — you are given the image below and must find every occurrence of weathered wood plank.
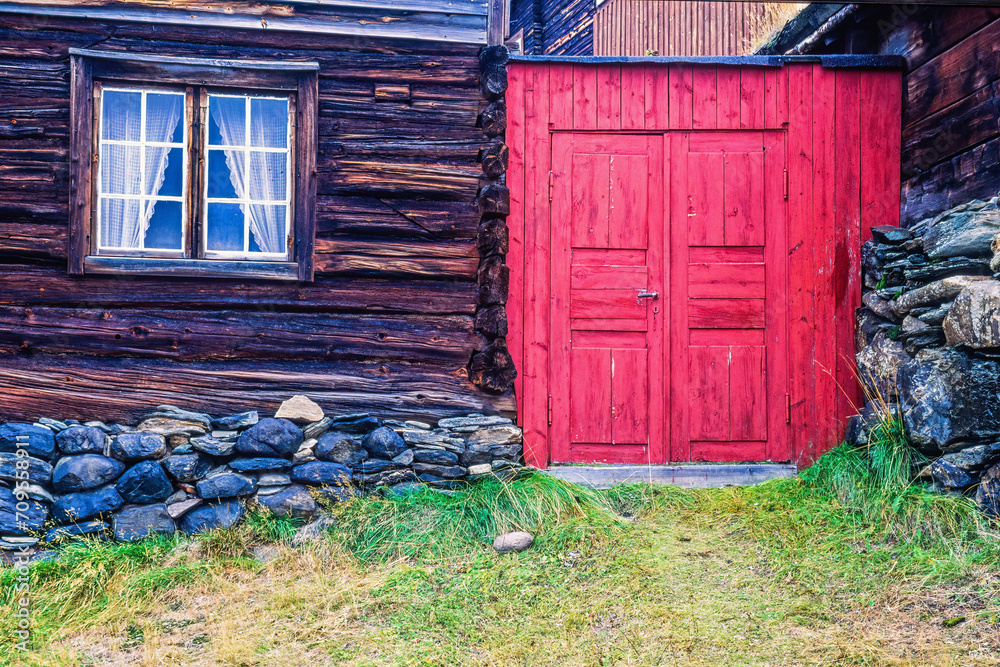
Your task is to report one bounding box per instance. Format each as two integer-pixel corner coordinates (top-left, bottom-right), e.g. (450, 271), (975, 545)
(544, 464), (798, 489)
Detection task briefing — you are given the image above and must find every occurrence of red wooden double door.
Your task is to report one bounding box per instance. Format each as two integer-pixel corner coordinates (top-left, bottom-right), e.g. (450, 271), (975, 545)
(548, 131), (787, 464)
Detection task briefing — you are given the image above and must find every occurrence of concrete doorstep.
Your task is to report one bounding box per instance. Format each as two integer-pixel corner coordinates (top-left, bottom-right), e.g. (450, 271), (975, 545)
(543, 464), (799, 489)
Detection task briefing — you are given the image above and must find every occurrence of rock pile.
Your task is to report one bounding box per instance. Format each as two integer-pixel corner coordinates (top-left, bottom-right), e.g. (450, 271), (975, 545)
(0, 396), (523, 556)
(852, 197), (1000, 517)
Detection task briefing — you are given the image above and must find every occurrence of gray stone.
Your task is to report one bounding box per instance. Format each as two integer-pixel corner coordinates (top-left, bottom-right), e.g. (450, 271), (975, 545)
(161, 453), (213, 483)
(0, 487), (48, 536)
(354, 469), (418, 488)
(83, 421), (113, 434)
(290, 461), (352, 486)
(898, 348), (1000, 452)
(438, 414), (512, 429)
(931, 459), (976, 489)
(891, 276), (990, 317)
(922, 199), (1000, 259)
(404, 420), (432, 430)
(52, 485), (124, 523)
(257, 472), (292, 487)
(165, 489), (189, 505)
(392, 449), (414, 466)
(45, 520), (108, 543)
(274, 395), (324, 424)
(116, 461), (174, 504)
(302, 417), (334, 440)
(113, 504), (175, 542)
(942, 443), (1000, 470)
(255, 484), (318, 519)
(414, 449), (459, 466)
(17, 484), (53, 504)
(902, 315), (929, 333)
(331, 415), (381, 434)
(190, 434), (236, 457)
(315, 432), (367, 465)
(976, 464), (1000, 519)
(0, 423), (57, 460)
(354, 458), (398, 475)
(903, 256), (990, 282)
(0, 452), (53, 485)
(465, 425), (522, 447)
(315, 486), (359, 503)
(255, 485), (285, 496)
(862, 291), (899, 322)
(412, 462), (466, 479)
(178, 499), (246, 535)
(196, 470), (257, 499)
(493, 531), (533, 553)
(467, 463), (492, 476)
(38, 417), (69, 432)
(53, 454), (125, 493)
(856, 332), (910, 399)
(460, 446), (493, 467)
(944, 280), (1000, 348)
(915, 303), (952, 325)
(166, 498), (203, 519)
(236, 418), (303, 457)
(871, 225), (914, 245)
(138, 405), (212, 436)
(55, 426), (109, 456)
(291, 515), (336, 547)
(111, 432), (168, 462)
(211, 411), (259, 431)
(361, 426), (408, 459)
(228, 457), (292, 473)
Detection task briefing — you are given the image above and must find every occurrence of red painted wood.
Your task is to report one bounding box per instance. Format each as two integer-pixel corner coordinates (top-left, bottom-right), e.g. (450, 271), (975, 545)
(506, 62), (901, 469)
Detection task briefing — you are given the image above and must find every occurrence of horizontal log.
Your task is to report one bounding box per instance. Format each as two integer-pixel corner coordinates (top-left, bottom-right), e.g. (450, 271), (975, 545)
(316, 196), (479, 239)
(320, 138), (482, 162)
(0, 263), (477, 314)
(0, 352), (516, 425)
(0, 222), (67, 259)
(0, 305), (482, 362)
(320, 97), (480, 127)
(316, 254), (479, 279)
(318, 159), (481, 199)
(880, 6), (1000, 71)
(901, 136), (1000, 225)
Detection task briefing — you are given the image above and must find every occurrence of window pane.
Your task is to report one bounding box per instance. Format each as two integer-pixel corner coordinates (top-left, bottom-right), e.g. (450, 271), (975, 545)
(206, 202), (245, 252)
(248, 151), (287, 201)
(208, 96), (246, 146)
(250, 98), (288, 149)
(207, 149), (241, 199)
(102, 90), (141, 142)
(248, 205), (286, 254)
(144, 147), (183, 197)
(144, 200), (183, 250)
(145, 92), (184, 144)
(102, 144), (142, 195)
(100, 198), (143, 248)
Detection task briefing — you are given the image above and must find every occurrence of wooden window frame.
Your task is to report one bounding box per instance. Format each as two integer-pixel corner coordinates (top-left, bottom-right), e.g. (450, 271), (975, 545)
(69, 48), (318, 282)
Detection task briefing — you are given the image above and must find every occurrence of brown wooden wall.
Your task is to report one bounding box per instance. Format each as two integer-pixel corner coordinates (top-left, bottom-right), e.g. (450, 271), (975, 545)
(594, 0), (770, 57)
(774, 6), (1000, 227)
(0, 12), (516, 424)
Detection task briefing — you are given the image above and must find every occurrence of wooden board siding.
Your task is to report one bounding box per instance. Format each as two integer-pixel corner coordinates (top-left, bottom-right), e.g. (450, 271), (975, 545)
(507, 61), (902, 468)
(509, 0), (596, 55)
(594, 0), (770, 57)
(0, 11), (515, 423)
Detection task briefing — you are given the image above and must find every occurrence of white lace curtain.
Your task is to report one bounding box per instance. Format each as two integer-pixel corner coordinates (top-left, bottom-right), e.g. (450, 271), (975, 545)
(210, 96), (287, 254)
(102, 91), (182, 248)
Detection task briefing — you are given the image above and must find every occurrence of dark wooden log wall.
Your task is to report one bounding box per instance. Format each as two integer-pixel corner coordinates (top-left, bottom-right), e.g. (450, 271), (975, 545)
(781, 5), (1000, 227)
(0, 10), (516, 424)
(509, 0), (596, 55)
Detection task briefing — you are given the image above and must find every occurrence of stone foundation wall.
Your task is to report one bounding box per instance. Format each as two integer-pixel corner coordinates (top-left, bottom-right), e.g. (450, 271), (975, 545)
(0, 397), (524, 553)
(852, 196), (1000, 518)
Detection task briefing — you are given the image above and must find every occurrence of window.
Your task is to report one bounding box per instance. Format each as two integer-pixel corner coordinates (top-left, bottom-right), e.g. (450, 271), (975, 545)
(70, 49), (318, 281)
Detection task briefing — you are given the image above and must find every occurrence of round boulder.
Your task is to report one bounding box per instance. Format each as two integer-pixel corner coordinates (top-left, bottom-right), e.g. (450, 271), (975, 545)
(178, 499), (246, 535)
(0, 487), (48, 536)
(52, 485), (124, 524)
(0, 423), (57, 460)
(52, 454), (125, 494)
(493, 531), (534, 553)
(55, 426), (108, 456)
(315, 432), (367, 466)
(235, 418), (303, 458)
(161, 453), (213, 483)
(361, 426), (407, 460)
(290, 461), (352, 486)
(195, 470), (257, 499)
(0, 452), (54, 486)
(111, 432), (168, 463)
(255, 484), (319, 519)
(116, 461), (174, 504)
(227, 457), (292, 473)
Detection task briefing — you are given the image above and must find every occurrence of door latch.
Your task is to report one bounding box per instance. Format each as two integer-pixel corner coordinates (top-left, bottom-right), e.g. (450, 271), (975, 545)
(637, 291), (659, 300)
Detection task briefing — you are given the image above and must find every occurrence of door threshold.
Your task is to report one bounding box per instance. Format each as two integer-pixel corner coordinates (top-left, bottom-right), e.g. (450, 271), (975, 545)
(543, 463), (798, 489)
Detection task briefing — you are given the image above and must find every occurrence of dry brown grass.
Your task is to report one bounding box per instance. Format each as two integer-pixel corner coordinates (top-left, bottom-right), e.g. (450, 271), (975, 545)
(747, 3), (809, 53)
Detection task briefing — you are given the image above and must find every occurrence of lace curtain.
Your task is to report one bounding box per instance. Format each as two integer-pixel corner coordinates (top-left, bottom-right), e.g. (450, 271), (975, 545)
(210, 96), (287, 254)
(102, 91), (182, 248)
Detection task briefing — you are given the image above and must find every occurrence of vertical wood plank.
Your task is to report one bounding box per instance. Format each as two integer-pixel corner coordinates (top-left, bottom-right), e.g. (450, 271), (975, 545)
(597, 64), (622, 130)
(692, 66), (718, 130)
(717, 67), (741, 129)
(740, 67), (765, 129)
(620, 65), (645, 130)
(646, 64), (671, 130)
(667, 64), (692, 129)
(68, 55), (93, 275)
(730, 345), (766, 441)
(549, 64), (574, 129)
(860, 70), (902, 238)
(506, 63), (526, 433)
(688, 152), (725, 246)
(609, 154), (648, 249)
(724, 151), (765, 246)
(763, 131), (789, 462)
(572, 153), (611, 248)
(573, 64), (598, 130)
(612, 348), (649, 445)
(689, 346), (730, 441)
(570, 348), (612, 444)
(668, 132), (690, 461)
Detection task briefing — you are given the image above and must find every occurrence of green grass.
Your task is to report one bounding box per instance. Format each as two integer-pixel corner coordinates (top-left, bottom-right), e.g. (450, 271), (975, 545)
(1, 433), (998, 666)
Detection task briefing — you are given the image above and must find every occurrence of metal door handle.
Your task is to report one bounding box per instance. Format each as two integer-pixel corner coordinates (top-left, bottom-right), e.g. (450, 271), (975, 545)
(637, 292), (659, 300)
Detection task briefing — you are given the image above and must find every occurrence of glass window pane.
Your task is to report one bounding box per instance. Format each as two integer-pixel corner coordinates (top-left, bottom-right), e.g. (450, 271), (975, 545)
(102, 90), (141, 142)
(207, 149), (241, 199)
(144, 147), (183, 197)
(144, 200), (183, 250)
(102, 144), (142, 195)
(206, 202), (245, 252)
(145, 92), (184, 144)
(248, 205), (286, 255)
(208, 96), (246, 146)
(250, 98), (288, 148)
(248, 151), (287, 201)
(100, 198), (142, 249)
